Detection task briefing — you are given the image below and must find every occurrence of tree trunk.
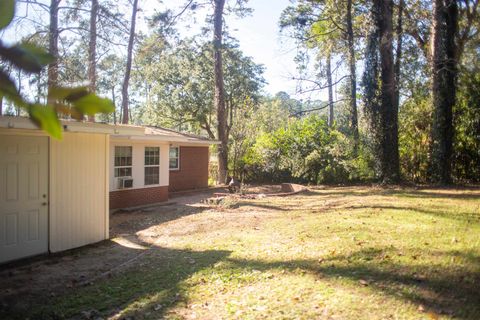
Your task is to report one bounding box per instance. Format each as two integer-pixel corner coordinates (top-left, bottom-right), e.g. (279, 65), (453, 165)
(121, 0), (138, 124)
(213, 0), (228, 184)
(36, 72), (42, 103)
(87, 0), (98, 122)
(430, 0), (458, 184)
(346, 0), (359, 151)
(112, 86), (116, 124)
(326, 51), (334, 127)
(377, 0), (400, 183)
(394, 0), (404, 111)
(16, 69), (21, 116)
(47, 0), (60, 104)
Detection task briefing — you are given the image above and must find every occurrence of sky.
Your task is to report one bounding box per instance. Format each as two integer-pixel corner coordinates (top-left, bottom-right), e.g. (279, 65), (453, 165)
(226, 0), (300, 96)
(2, 0), (327, 101)
(147, 0), (325, 100)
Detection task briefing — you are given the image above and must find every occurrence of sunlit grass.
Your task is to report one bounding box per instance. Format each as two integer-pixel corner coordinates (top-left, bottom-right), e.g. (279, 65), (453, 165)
(12, 186), (480, 319)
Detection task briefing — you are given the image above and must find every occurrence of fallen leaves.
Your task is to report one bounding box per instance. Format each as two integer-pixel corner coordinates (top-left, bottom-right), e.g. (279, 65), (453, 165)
(359, 279), (369, 286)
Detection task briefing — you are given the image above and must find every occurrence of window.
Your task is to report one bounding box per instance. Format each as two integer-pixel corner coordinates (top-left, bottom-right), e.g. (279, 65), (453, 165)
(114, 146), (132, 177)
(169, 146), (179, 170)
(145, 147), (160, 185)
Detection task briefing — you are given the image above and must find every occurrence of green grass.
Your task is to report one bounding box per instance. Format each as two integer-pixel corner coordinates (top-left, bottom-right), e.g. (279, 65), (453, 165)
(6, 186), (480, 319)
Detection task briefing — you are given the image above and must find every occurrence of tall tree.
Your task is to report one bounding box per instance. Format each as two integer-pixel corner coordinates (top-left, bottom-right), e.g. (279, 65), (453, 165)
(213, 0), (228, 184)
(394, 0), (404, 113)
(47, 0), (60, 103)
(377, 0), (399, 182)
(87, 0), (99, 122)
(326, 51), (334, 126)
(346, 0), (359, 150)
(430, 0), (458, 184)
(121, 0), (138, 124)
(364, 0), (399, 183)
(280, 0), (360, 140)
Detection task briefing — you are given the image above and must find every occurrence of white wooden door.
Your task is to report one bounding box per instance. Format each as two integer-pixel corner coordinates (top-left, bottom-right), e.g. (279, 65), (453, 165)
(0, 135), (49, 263)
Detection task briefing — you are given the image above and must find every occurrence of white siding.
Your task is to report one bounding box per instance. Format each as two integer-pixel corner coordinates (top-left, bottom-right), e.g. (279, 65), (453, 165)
(109, 140), (169, 191)
(49, 132), (109, 252)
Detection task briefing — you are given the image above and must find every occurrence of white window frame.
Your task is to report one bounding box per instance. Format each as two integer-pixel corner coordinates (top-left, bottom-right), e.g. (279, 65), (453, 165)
(114, 146), (133, 178)
(144, 146), (160, 186)
(169, 146), (180, 170)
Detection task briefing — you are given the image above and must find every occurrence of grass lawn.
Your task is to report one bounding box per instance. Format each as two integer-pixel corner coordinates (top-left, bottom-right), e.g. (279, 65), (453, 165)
(6, 186), (480, 319)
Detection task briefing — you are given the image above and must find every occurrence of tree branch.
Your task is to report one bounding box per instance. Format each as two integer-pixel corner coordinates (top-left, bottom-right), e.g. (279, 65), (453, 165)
(293, 99), (347, 116)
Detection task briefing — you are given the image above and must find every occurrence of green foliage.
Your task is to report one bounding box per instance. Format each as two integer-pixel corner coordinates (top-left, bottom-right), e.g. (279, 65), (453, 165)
(244, 115), (372, 184)
(398, 95), (432, 182)
(398, 69), (480, 184)
(29, 104), (62, 139)
(135, 37), (264, 136)
(0, 0), (15, 29)
(0, 1), (114, 139)
(453, 71), (480, 182)
(0, 43), (54, 73)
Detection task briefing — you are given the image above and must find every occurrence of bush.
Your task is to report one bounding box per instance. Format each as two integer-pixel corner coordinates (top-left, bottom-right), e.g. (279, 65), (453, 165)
(243, 115), (371, 184)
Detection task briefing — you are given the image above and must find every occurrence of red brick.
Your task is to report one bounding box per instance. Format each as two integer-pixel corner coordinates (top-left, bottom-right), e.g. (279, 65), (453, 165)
(169, 146), (209, 192)
(109, 185), (168, 210)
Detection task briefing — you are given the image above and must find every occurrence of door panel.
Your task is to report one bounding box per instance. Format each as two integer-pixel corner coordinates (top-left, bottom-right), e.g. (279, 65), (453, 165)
(0, 135), (48, 263)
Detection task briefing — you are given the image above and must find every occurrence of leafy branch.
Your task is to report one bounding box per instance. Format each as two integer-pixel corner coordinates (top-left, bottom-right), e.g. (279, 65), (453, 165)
(0, 0), (114, 139)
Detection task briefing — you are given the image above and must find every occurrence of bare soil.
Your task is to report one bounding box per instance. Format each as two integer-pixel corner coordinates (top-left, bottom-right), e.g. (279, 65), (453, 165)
(2, 185), (478, 320)
(0, 186), (279, 317)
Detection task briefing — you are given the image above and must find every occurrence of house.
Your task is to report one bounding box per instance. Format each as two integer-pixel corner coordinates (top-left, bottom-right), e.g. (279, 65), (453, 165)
(0, 116), (217, 264)
(109, 126), (215, 209)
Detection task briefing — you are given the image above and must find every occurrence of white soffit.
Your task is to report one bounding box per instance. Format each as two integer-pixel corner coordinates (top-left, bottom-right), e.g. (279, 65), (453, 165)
(0, 116), (219, 144)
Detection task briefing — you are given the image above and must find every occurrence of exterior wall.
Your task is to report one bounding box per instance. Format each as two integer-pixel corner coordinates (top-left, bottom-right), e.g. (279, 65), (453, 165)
(109, 141), (169, 191)
(49, 132), (109, 253)
(0, 131), (49, 263)
(169, 146), (209, 192)
(110, 186), (168, 209)
(109, 140), (169, 209)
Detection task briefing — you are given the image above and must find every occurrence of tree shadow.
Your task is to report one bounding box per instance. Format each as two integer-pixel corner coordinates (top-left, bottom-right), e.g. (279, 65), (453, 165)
(4, 239), (479, 319)
(395, 191), (480, 201)
(0, 236), (231, 320)
(344, 204), (480, 223)
(226, 247), (480, 319)
(308, 186), (480, 201)
(232, 201), (289, 211)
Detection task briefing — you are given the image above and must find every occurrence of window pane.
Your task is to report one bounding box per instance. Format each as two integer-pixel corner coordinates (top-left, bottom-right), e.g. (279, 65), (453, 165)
(169, 147), (178, 158)
(115, 146), (132, 167)
(145, 147), (159, 166)
(169, 147), (179, 169)
(115, 167), (132, 178)
(169, 158), (178, 169)
(145, 167), (159, 185)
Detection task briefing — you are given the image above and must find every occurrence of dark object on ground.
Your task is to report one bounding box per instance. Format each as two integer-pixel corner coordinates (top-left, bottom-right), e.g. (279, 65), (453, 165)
(215, 183), (307, 199)
(228, 177), (241, 193)
(280, 183), (305, 193)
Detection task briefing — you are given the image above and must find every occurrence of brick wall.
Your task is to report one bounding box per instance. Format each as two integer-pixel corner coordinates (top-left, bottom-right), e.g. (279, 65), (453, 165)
(169, 146), (209, 192)
(110, 185), (168, 210)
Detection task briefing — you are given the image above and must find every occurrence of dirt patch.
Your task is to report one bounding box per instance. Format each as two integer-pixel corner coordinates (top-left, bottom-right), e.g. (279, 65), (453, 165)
(0, 240), (140, 315)
(210, 183), (308, 202)
(0, 188), (229, 318)
(242, 184), (282, 194)
(0, 186), (479, 319)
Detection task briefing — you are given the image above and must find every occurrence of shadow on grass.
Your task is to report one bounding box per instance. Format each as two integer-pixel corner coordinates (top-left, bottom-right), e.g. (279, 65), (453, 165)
(226, 247), (480, 319)
(232, 201), (289, 211)
(3, 241), (479, 319)
(0, 238), (231, 320)
(395, 191), (480, 201)
(311, 186), (480, 201)
(345, 204), (480, 223)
